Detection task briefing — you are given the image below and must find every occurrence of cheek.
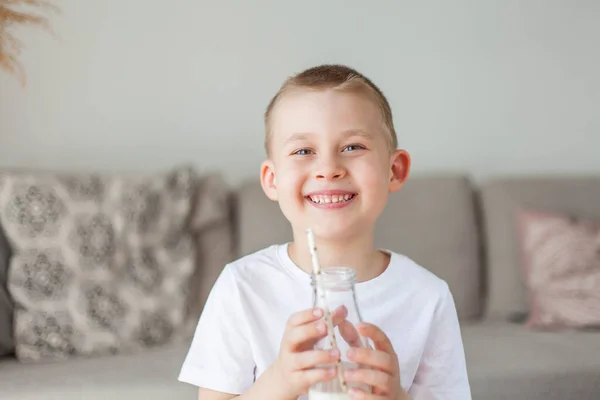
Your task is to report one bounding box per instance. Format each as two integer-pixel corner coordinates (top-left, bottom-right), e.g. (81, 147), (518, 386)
(275, 164), (305, 195)
(274, 166), (307, 222)
(355, 160), (389, 190)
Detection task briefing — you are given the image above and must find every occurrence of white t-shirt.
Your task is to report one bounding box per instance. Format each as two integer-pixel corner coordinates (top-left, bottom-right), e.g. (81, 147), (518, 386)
(178, 243), (471, 399)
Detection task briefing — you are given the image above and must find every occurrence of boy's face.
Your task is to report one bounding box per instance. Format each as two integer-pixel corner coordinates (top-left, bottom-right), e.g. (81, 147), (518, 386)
(261, 89), (410, 242)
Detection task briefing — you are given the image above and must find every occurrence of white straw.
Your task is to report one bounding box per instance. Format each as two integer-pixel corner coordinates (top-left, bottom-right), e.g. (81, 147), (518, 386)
(307, 229), (321, 275)
(306, 228), (347, 392)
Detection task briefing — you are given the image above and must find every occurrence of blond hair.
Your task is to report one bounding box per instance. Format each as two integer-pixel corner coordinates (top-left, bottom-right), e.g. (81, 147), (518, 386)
(264, 64), (398, 155)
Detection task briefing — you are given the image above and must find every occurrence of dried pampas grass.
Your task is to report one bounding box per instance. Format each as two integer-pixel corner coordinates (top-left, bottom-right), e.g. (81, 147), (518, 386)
(0, 0), (59, 85)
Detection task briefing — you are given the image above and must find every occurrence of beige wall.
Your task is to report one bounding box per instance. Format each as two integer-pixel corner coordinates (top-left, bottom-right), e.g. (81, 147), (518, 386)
(1, 0), (598, 185)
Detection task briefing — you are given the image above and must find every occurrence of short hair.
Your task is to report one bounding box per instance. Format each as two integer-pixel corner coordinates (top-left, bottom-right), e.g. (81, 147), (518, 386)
(264, 64), (398, 155)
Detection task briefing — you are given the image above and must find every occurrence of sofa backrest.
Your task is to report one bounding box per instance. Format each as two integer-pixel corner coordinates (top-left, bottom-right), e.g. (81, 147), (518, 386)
(233, 174), (483, 321)
(479, 176), (600, 320)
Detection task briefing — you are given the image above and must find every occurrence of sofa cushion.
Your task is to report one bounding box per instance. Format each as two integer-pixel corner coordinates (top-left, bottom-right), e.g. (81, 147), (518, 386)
(0, 220), (14, 357)
(0, 343), (196, 400)
(0, 167), (198, 362)
(463, 321), (600, 400)
(480, 177), (600, 320)
(235, 174), (482, 320)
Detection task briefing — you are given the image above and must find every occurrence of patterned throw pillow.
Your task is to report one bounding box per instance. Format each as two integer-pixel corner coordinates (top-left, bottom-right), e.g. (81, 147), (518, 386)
(0, 166), (197, 362)
(517, 208), (600, 330)
(0, 221), (14, 357)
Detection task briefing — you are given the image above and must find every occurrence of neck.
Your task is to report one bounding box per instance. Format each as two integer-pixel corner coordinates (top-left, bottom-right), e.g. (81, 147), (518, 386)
(288, 229), (389, 282)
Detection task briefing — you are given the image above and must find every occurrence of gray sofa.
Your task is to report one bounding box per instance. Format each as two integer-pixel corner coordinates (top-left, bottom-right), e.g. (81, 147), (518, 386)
(1, 171), (599, 399)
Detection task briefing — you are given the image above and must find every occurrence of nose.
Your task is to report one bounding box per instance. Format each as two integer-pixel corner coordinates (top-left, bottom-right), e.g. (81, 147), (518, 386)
(315, 156), (346, 180)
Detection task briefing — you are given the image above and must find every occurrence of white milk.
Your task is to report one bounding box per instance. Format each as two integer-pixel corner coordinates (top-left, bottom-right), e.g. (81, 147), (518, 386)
(308, 391), (352, 400)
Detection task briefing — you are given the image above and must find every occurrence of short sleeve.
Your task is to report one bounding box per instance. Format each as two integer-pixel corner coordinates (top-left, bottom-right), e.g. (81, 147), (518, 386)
(178, 264), (256, 394)
(409, 283), (472, 399)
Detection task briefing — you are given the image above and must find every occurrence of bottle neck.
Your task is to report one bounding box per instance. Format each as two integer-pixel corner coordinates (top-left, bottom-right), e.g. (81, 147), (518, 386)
(310, 267), (365, 338)
(310, 266), (357, 292)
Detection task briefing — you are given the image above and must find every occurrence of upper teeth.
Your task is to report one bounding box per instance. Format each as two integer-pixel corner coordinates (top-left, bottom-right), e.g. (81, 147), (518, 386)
(309, 194), (353, 204)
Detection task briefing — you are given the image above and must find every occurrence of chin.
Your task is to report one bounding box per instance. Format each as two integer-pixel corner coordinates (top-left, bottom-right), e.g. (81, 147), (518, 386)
(304, 219), (368, 243)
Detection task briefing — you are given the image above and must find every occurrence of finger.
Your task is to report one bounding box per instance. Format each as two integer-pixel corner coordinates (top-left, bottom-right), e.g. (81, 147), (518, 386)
(348, 387), (387, 400)
(292, 349), (340, 370)
(344, 368), (393, 394)
(287, 308), (324, 328)
(285, 320), (327, 350)
(291, 366), (337, 388)
(339, 320), (363, 348)
(347, 348), (395, 373)
(330, 305), (348, 327)
(357, 323), (397, 357)
(329, 306), (364, 348)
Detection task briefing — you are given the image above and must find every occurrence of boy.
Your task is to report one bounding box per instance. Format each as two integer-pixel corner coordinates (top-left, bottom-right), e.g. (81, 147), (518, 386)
(179, 64), (471, 400)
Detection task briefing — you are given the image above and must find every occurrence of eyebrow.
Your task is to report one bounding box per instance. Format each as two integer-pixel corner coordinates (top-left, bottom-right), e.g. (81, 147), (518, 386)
(283, 129), (373, 145)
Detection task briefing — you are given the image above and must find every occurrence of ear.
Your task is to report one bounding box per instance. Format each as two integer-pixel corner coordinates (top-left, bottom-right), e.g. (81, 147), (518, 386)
(388, 149), (411, 193)
(260, 159), (279, 201)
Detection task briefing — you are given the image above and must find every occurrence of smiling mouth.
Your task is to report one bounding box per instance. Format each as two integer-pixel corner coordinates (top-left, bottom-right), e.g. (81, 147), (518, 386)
(306, 193), (357, 205)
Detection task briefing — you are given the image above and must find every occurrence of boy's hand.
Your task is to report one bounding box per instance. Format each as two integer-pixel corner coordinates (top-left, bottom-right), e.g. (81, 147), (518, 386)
(271, 307), (344, 400)
(344, 323), (410, 400)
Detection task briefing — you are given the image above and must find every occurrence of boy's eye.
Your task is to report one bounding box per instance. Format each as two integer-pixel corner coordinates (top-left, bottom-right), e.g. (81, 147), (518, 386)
(292, 148), (314, 156)
(342, 144), (366, 152)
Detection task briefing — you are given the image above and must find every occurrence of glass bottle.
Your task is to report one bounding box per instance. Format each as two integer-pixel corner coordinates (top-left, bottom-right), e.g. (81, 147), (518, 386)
(309, 267), (371, 400)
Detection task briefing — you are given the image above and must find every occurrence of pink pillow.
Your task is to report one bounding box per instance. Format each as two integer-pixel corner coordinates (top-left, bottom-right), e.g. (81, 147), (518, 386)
(517, 208), (600, 330)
